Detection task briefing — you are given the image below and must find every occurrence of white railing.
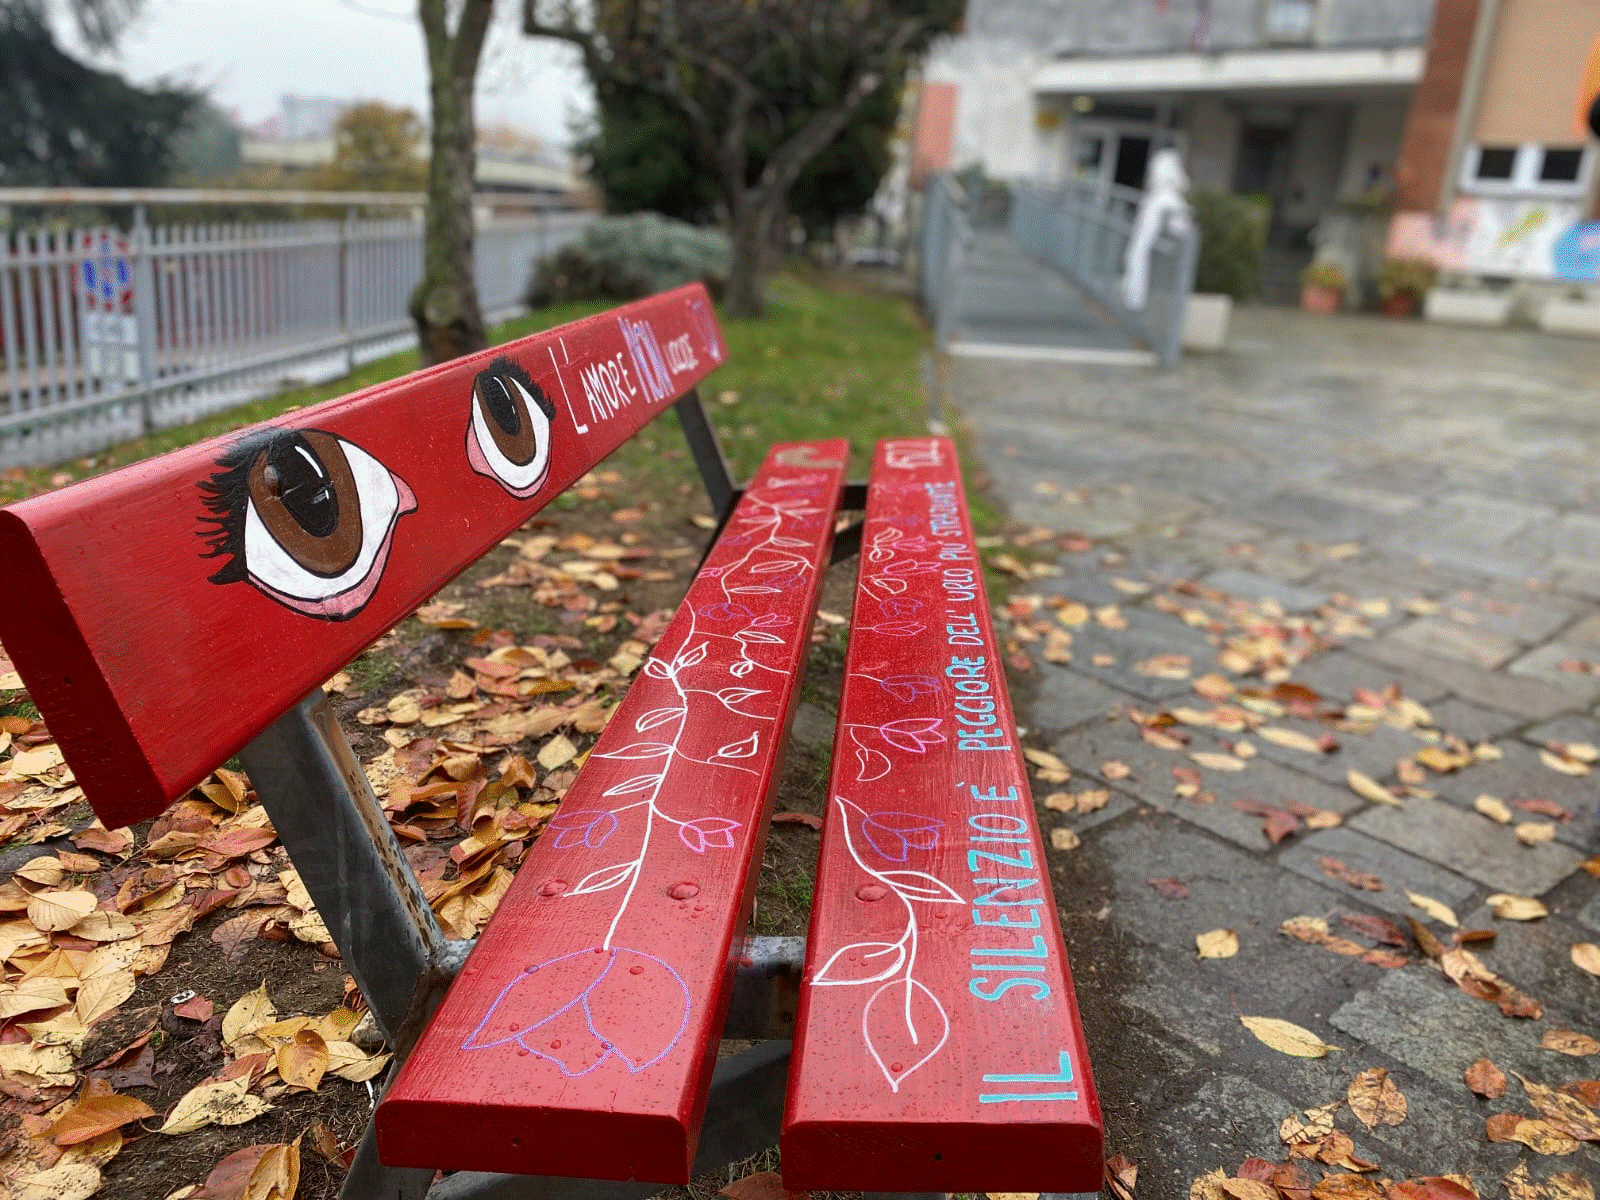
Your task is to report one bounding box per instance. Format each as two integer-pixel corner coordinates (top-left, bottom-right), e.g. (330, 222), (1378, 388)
(0, 203), (591, 468)
(918, 174), (974, 350)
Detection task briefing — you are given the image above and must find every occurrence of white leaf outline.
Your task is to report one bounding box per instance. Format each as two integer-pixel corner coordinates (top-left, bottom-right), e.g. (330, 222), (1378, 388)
(591, 741), (674, 760)
(729, 585), (780, 595)
(601, 773), (664, 798)
(634, 707), (686, 732)
(854, 746), (891, 783)
(713, 732), (760, 760)
(714, 687), (766, 707)
(877, 871), (964, 904)
(572, 861), (637, 895)
(675, 641), (709, 670)
(813, 939), (907, 987)
(862, 978), (950, 1092)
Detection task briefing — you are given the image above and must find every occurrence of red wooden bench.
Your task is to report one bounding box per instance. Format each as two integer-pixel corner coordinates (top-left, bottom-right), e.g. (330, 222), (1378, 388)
(0, 285), (1102, 1200)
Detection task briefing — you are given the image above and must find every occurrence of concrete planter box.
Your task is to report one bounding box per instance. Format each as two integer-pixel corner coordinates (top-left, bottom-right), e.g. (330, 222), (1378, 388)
(1538, 299), (1600, 338)
(1182, 293), (1232, 352)
(1423, 288), (1512, 327)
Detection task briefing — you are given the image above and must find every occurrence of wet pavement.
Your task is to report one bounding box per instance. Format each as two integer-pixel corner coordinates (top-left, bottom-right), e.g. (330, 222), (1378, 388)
(946, 306), (1600, 1195)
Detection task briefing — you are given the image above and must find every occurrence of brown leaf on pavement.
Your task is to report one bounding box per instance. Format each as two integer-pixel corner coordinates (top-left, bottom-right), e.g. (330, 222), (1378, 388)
(1541, 1030), (1600, 1057)
(1310, 1175), (1384, 1199)
(1572, 943), (1600, 977)
(1385, 1180), (1478, 1200)
(1240, 1015), (1336, 1057)
(1189, 1169), (1227, 1200)
(1547, 1171), (1596, 1200)
(1272, 1163), (1315, 1200)
(1465, 1057), (1507, 1098)
(1318, 856), (1385, 891)
(1406, 916), (1444, 960)
(1346, 1066), (1407, 1129)
(1514, 1072), (1600, 1141)
(1147, 877), (1188, 899)
(1503, 1165), (1542, 1200)
(1339, 913), (1408, 946)
(1485, 1112), (1580, 1155)
(1196, 929), (1239, 959)
(770, 812), (823, 831)
(1487, 894), (1548, 921)
(1220, 1180), (1275, 1200)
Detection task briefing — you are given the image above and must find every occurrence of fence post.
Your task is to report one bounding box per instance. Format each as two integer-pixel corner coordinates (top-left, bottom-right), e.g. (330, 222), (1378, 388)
(340, 207), (355, 373)
(130, 205), (158, 434)
(1160, 226), (1200, 369)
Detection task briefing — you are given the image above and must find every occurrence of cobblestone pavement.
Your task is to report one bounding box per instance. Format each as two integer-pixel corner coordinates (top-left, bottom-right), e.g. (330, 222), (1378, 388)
(945, 307), (1600, 1196)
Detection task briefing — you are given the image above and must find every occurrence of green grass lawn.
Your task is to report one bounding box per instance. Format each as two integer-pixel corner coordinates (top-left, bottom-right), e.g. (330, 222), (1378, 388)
(2, 274), (927, 501)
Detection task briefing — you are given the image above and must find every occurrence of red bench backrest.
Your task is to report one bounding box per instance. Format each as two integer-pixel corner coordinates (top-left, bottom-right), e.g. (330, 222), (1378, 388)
(0, 285), (726, 828)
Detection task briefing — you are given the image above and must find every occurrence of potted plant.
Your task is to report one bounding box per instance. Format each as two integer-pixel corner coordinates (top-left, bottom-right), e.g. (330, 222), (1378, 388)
(1377, 258), (1437, 318)
(1299, 260), (1347, 314)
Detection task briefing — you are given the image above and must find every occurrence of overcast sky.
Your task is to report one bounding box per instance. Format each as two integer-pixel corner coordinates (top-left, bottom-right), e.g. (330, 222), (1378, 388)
(61, 0), (595, 150)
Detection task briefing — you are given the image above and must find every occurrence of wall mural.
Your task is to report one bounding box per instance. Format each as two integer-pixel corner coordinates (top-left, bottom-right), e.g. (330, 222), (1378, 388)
(1389, 197), (1600, 281)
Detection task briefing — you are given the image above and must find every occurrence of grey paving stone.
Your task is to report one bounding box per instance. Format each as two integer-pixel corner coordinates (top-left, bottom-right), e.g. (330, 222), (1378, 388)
(1507, 642), (1600, 702)
(1259, 488), (1406, 543)
(1523, 510), (1600, 570)
(1386, 492), (1555, 552)
(1427, 698), (1526, 744)
(1199, 568), (1329, 613)
(1350, 795), (1585, 896)
(1278, 827), (1480, 921)
(1054, 723), (1363, 852)
(1350, 637), (1589, 719)
(1387, 617), (1520, 669)
(1429, 592), (1580, 646)
(1027, 666), (1138, 736)
(1291, 648), (1452, 706)
(1579, 894), (1600, 935)
(1554, 565), (1600, 602)
(1047, 607), (1216, 703)
(1330, 964), (1560, 1089)
(1556, 611), (1600, 647)
(1137, 1075), (1311, 1196)
(1521, 713), (1600, 746)
(1448, 906), (1600, 1023)
(1248, 715), (1426, 787)
(1427, 739), (1600, 852)
(1043, 789), (1137, 838)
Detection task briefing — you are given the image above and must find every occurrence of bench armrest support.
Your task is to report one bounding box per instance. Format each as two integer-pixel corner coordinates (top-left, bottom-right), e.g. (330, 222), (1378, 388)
(238, 690), (456, 1051)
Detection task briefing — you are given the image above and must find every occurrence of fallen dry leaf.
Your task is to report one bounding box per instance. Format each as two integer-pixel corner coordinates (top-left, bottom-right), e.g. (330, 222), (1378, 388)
(1196, 929), (1239, 960)
(1573, 943), (1600, 977)
(1192, 752), (1247, 772)
(1386, 1181), (1477, 1200)
(1406, 891), (1458, 928)
(537, 734), (578, 770)
(1547, 1171), (1596, 1200)
(1318, 856), (1384, 891)
(1515, 1071), (1600, 1140)
(158, 1077), (273, 1135)
(276, 1028), (329, 1091)
(1474, 794), (1512, 824)
(1488, 893), (1548, 921)
(26, 889), (97, 932)
(1516, 821), (1556, 846)
(1347, 769), (1400, 806)
(1049, 828), (1080, 852)
(1485, 1112), (1580, 1155)
(1221, 1180), (1276, 1200)
(222, 983), (276, 1047)
(1100, 760), (1131, 781)
(1541, 1029), (1600, 1057)
(1258, 727), (1326, 754)
(1465, 1057), (1507, 1098)
(1240, 1015), (1336, 1058)
(1346, 1066), (1407, 1129)
(1104, 1154), (1137, 1200)
(13, 1162), (102, 1200)
(50, 1086), (155, 1146)
(1310, 1175), (1383, 1199)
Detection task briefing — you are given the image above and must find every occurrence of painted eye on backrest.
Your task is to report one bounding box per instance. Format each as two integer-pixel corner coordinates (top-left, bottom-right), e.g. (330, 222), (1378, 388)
(199, 428), (417, 621)
(466, 355), (555, 498)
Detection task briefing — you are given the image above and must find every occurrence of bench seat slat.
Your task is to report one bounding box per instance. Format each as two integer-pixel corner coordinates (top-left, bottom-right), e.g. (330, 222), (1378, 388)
(376, 440), (849, 1184)
(0, 285), (725, 828)
(780, 437), (1103, 1192)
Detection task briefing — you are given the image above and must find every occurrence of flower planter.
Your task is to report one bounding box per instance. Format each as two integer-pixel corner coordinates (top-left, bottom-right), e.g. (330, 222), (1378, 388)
(1538, 299), (1600, 338)
(1300, 284), (1341, 314)
(1182, 293), (1232, 351)
(1381, 293), (1418, 318)
(1423, 289), (1512, 327)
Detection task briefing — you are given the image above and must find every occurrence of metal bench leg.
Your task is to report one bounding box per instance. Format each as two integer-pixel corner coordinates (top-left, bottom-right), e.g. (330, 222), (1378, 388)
(238, 690), (459, 1050)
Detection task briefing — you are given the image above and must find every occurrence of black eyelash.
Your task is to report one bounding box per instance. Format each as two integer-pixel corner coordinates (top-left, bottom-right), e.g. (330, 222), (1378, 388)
(482, 355), (555, 419)
(197, 427), (289, 584)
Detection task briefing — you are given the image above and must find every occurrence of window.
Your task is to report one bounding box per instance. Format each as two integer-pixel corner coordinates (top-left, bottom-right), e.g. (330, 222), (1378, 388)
(1264, 0), (1317, 42)
(1473, 146), (1516, 182)
(1464, 143), (1593, 196)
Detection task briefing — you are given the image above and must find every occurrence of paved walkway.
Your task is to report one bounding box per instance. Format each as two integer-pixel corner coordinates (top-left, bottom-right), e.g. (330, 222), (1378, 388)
(947, 306), (1600, 1195)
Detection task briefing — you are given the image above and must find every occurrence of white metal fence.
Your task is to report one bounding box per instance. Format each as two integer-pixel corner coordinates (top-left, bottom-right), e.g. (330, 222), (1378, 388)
(0, 202), (591, 468)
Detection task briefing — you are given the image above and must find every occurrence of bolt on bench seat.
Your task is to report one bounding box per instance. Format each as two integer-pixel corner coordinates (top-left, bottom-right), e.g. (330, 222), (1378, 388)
(0, 284), (1102, 1199)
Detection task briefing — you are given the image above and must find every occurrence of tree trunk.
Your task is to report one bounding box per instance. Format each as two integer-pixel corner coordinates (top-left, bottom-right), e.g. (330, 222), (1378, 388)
(411, 0), (492, 366)
(724, 191), (779, 318)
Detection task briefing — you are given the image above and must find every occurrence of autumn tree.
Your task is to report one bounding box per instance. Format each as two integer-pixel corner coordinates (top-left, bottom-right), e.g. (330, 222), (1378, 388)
(411, 0), (494, 366)
(525, 0), (961, 317)
(314, 101), (426, 192)
(1, 0), (200, 187)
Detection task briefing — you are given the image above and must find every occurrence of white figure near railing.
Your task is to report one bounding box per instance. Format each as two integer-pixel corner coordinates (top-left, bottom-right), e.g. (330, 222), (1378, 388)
(1121, 149), (1193, 312)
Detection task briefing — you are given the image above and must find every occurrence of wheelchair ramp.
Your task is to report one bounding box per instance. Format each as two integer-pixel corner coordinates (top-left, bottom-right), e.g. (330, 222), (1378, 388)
(946, 231), (1150, 365)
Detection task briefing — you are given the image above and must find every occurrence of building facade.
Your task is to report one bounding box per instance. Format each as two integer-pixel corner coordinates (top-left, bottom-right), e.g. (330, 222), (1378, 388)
(917, 1), (1431, 261)
(1387, 0), (1600, 284)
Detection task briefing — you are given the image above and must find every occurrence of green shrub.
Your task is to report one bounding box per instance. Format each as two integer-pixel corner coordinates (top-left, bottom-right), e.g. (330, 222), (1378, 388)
(1300, 259), (1349, 291)
(1190, 190), (1267, 301)
(528, 212), (731, 307)
(1377, 257), (1437, 301)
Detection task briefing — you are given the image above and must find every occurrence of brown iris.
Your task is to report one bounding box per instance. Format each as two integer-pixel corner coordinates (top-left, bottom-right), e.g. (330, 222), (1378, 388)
(474, 371), (538, 466)
(245, 430), (363, 578)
